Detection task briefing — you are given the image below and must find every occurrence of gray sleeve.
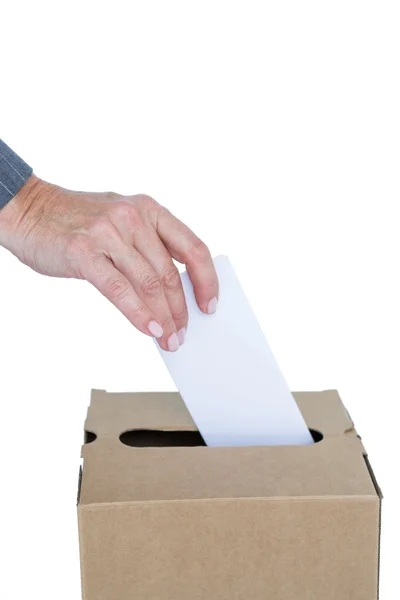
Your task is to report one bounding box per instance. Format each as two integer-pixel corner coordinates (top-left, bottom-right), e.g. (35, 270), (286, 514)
(0, 139), (33, 210)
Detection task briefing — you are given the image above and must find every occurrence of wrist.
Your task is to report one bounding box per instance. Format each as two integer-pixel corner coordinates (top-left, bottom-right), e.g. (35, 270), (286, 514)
(0, 175), (50, 248)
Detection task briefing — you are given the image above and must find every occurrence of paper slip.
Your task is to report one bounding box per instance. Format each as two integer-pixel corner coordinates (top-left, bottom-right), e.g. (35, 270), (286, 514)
(156, 255), (313, 447)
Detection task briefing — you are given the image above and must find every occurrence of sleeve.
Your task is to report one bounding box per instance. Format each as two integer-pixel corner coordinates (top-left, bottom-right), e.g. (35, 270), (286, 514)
(0, 139), (33, 210)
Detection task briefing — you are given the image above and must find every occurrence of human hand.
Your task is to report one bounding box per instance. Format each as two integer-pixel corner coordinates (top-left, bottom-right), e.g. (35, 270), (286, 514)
(0, 175), (218, 351)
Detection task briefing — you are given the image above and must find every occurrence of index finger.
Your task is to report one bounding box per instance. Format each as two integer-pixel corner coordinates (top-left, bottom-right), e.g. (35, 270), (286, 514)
(156, 207), (219, 314)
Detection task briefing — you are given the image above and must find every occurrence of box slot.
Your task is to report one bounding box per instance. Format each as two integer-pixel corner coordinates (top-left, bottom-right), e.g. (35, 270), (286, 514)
(309, 429), (323, 443)
(119, 428), (323, 447)
(120, 429), (207, 447)
(84, 430), (97, 444)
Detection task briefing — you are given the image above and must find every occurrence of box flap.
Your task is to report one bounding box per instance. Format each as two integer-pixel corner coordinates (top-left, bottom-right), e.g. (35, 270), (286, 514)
(79, 390), (378, 505)
(85, 390), (197, 438)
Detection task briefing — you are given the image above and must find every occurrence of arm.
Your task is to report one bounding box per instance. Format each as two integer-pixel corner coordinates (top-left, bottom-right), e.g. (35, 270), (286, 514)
(0, 139), (218, 352)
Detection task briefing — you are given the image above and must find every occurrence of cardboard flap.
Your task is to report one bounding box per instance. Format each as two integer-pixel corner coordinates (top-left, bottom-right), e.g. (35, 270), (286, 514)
(293, 390), (356, 436)
(84, 390), (197, 440)
(78, 389), (379, 506)
(85, 389), (355, 440)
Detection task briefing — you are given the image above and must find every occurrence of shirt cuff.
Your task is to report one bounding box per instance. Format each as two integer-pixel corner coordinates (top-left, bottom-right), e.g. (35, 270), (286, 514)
(0, 139), (33, 210)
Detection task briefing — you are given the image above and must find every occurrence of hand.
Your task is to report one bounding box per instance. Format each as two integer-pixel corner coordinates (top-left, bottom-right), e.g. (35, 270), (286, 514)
(0, 175), (218, 351)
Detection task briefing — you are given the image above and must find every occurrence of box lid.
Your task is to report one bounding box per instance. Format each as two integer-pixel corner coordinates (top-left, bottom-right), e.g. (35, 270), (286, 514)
(78, 390), (380, 505)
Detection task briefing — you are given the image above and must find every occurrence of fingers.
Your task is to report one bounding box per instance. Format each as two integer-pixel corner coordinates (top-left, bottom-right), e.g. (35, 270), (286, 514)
(130, 228), (188, 344)
(77, 196), (216, 351)
(82, 254), (165, 340)
(109, 246), (181, 352)
(156, 208), (219, 314)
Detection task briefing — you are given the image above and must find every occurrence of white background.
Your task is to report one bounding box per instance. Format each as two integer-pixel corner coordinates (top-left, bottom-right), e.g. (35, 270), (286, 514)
(1, 1), (398, 598)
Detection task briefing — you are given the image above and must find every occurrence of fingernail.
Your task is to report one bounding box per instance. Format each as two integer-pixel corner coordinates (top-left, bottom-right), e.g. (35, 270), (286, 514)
(148, 320), (164, 338)
(207, 296), (218, 315)
(167, 332), (180, 352)
(177, 328), (186, 345)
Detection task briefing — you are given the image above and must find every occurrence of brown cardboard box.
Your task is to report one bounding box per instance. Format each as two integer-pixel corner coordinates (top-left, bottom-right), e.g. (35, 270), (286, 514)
(78, 389), (382, 600)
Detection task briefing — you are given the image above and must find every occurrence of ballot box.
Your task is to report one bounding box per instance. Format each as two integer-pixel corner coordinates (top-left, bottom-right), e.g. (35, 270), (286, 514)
(77, 389), (381, 600)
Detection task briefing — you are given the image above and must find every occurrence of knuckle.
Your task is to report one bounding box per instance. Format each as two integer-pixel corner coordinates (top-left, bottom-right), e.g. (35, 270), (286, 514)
(135, 194), (160, 217)
(106, 277), (130, 301)
(161, 265), (181, 291)
(111, 201), (142, 226)
(89, 217), (115, 238)
(171, 308), (188, 322)
(141, 275), (163, 298)
(136, 193), (156, 207)
(189, 239), (210, 263)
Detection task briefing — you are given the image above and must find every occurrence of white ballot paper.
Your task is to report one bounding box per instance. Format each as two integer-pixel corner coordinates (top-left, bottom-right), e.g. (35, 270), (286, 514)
(157, 255), (313, 447)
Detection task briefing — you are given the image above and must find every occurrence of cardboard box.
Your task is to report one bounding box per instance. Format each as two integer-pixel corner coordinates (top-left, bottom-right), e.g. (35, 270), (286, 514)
(78, 389), (382, 600)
